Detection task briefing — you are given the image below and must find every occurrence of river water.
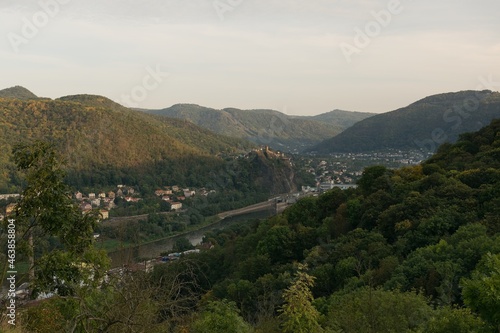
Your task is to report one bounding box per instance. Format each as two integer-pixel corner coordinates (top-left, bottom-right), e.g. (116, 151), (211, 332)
(106, 210), (272, 267)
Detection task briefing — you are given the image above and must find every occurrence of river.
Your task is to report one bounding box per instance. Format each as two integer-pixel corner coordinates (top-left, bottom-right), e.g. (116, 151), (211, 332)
(106, 210), (272, 267)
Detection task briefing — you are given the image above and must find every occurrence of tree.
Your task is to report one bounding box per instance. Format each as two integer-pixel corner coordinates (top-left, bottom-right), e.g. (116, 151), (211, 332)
(11, 141), (108, 295)
(279, 264), (323, 333)
(326, 288), (432, 333)
(419, 307), (491, 333)
(316, 188), (347, 221)
(173, 237), (195, 252)
(284, 196), (319, 227)
(461, 252), (500, 332)
(257, 225), (296, 263)
(190, 300), (253, 333)
(357, 165), (392, 196)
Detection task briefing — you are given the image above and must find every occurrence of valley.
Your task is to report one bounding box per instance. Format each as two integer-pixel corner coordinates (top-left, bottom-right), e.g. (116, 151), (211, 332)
(1, 86), (500, 333)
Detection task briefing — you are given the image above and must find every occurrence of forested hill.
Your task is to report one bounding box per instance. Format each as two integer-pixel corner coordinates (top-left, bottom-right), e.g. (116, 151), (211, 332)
(311, 90), (500, 153)
(8, 103), (500, 332)
(0, 91), (300, 194)
(183, 118), (500, 332)
(144, 104), (351, 152)
(0, 85), (39, 100)
(426, 118), (500, 171)
(297, 108), (374, 128)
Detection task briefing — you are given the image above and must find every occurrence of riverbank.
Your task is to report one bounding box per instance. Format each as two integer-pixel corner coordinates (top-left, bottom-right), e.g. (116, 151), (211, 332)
(98, 198), (285, 254)
(96, 215), (221, 253)
(106, 209), (274, 267)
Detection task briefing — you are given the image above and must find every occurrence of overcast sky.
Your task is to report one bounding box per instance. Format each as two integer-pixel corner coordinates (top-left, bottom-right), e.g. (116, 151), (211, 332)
(1, 0), (499, 115)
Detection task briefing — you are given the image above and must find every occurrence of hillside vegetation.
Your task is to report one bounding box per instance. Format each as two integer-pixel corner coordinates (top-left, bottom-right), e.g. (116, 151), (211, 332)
(144, 104), (354, 152)
(298, 108), (374, 128)
(14, 119), (500, 332)
(311, 90), (500, 153)
(184, 118), (500, 331)
(0, 88), (300, 196)
(0, 86), (40, 100)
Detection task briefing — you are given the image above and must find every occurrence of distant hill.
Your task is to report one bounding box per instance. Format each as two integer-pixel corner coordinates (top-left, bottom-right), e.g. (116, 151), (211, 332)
(310, 90), (500, 154)
(0, 92), (299, 195)
(298, 109), (374, 129)
(144, 104), (348, 152)
(0, 86), (39, 100)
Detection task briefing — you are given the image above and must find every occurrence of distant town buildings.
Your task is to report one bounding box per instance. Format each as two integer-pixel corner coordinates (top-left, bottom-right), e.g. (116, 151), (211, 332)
(99, 210), (109, 220)
(170, 202), (183, 210)
(69, 183), (211, 215)
(5, 203), (16, 216)
(0, 193), (20, 200)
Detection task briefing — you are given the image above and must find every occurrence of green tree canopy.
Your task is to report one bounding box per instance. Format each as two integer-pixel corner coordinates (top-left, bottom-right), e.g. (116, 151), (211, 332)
(461, 253), (500, 332)
(11, 141), (108, 295)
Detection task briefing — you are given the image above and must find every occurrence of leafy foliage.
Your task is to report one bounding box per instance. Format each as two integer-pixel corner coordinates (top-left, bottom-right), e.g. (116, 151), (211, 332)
(12, 100), (500, 333)
(279, 264), (323, 333)
(325, 288), (432, 333)
(461, 253), (500, 331)
(191, 300), (253, 333)
(9, 141), (109, 295)
(182, 119), (500, 332)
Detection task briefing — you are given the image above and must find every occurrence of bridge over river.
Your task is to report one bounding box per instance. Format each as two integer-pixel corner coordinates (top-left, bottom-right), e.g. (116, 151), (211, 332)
(217, 200), (288, 220)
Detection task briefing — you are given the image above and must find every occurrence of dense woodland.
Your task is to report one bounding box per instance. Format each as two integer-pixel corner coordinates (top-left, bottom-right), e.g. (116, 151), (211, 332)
(188, 119), (500, 332)
(0, 93), (307, 210)
(3, 119), (500, 332)
(0, 93), (251, 191)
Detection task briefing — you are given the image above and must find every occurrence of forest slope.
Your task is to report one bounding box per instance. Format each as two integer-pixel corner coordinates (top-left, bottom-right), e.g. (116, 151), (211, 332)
(0, 89), (299, 195)
(185, 118), (500, 332)
(311, 90), (500, 153)
(145, 104), (350, 152)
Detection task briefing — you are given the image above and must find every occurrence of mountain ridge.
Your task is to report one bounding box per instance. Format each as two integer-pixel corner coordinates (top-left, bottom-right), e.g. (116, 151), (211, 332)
(0, 86), (40, 100)
(297, 109), (375, 128)
(0, 94), (267, 192)
(310, 90), (500, 154)
(143, 104), (373, 152)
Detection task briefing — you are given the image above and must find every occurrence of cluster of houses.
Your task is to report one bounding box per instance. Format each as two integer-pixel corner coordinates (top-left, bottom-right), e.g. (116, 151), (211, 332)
(302, 150), (429, 193)
(0, 194), (20, 221)
(313, 160), (357, 184)
(154, 186), (183, 211)
(154, 186), (216, 211)
(1, 183), (222, 221)
(75, 185), (138, 220)
(301, 160), (359, 193)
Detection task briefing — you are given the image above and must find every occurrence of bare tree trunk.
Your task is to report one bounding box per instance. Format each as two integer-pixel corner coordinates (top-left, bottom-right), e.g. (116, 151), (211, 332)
(28, 231), (35, 283)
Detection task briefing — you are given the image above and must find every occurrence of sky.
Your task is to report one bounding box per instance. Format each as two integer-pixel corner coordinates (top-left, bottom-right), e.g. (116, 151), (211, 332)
(0, 0), (499, 115)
